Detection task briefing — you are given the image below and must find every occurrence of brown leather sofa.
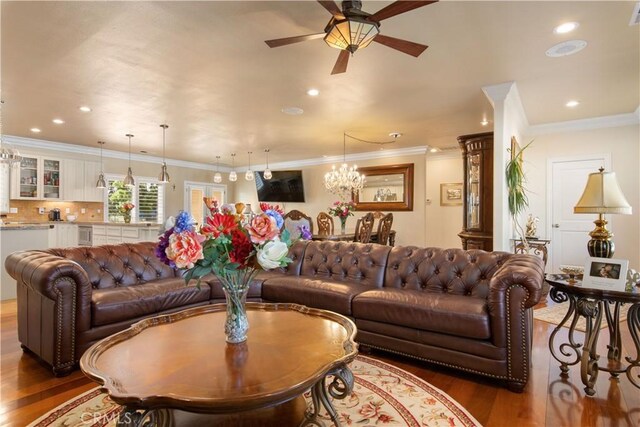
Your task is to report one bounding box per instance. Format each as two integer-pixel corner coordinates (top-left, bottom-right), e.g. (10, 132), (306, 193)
(5, 240), (544, 391)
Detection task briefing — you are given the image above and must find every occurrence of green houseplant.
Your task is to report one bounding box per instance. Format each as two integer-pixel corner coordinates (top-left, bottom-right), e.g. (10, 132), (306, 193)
(506, 139), (533, 249)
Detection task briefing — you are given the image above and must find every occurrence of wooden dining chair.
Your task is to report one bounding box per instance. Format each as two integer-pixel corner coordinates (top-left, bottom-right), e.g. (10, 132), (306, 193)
(316, 212), (334, 235)
(353, 213), (375, 244)
(375, 213), (394, 245)
(282, 209), (313, 239)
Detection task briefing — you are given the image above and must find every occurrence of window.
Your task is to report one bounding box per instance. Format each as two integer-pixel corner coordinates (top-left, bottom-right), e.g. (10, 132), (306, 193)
(105, 175), (165, 223)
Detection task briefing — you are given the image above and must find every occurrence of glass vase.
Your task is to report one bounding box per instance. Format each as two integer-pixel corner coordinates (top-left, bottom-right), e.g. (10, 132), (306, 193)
(340, 217), (347, 234)
(123, 212), (131, 224)
(218, 269), (255, 344)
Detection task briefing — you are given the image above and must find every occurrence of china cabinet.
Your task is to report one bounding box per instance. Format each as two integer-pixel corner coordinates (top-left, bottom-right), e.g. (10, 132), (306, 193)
(458, 132), (493, 251)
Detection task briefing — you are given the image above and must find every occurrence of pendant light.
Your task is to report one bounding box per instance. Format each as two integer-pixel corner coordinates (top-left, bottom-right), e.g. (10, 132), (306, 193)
(263, 149), (272, 180)
(96, 141), (106, 188)
(123, 134), (135, 188)
(245, 151), (254, 181)
(229, 153), (237, 182)
(158, 124), (170, 183)
(213, 155), (222, 183)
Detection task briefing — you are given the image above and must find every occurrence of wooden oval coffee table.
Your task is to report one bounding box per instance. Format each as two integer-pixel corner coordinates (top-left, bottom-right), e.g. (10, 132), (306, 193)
(80, 303), (358, 427)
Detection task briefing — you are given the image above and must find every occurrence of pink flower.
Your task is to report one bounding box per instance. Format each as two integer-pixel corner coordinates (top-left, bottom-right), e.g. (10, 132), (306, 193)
(378, 414), (393, 423)
(246, 214), (279, 244)
(165, 231), (205, 269)
(358, 402), (380, 419)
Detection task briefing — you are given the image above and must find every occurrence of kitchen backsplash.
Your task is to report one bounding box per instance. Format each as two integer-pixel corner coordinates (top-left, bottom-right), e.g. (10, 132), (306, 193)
(3, 200), (104, 223)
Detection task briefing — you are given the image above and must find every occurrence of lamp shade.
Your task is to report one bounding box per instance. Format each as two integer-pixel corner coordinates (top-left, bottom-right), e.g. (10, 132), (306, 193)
(324, 17), (379, 53)
(574, 170), (632, 215)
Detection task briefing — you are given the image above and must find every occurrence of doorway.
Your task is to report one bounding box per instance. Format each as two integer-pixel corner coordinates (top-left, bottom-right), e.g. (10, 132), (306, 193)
(548, 155), (610, 271)
(184, 182), (226, 226)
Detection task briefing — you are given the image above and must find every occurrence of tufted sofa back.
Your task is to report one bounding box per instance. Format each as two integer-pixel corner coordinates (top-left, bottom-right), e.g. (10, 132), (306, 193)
(384, 246), (513, 299)
(47, 242), (176, 289)
(300, 241), (390, 287)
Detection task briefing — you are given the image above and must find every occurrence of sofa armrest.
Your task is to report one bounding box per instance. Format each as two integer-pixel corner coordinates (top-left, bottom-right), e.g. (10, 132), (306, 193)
(486, 254), (544, 390)
(5, 250), (93, 375)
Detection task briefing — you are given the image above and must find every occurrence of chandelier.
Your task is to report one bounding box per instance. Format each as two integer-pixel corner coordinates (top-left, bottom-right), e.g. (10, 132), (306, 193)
(324, 132), (365, 197)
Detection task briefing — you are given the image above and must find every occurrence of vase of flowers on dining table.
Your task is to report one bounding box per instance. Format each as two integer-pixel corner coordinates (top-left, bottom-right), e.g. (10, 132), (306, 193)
(328, 200), (356, 234)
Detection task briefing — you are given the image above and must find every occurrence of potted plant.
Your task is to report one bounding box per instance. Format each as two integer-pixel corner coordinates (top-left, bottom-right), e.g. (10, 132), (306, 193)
(506, 139), (533, 249)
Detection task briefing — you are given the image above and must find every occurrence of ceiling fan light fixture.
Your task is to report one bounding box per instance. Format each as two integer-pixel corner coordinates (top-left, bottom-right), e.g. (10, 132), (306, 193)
(324, 16), (379, 53)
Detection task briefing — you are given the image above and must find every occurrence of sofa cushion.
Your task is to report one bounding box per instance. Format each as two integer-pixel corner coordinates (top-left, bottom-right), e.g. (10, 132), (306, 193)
(262, 276), (370, 316)
(352, 288), (491, 340)
(91, 278), (211, 326)
(299, 241), (390, 288)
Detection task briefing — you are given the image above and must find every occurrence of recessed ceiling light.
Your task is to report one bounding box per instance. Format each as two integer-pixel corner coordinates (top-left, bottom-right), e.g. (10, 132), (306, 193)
(545, 40), (587, 57)
(30, 127), (41, 133)
(554, 22), (579, 34)
(79, 106), (92, 112)
(281, 107), (304, 115)
(388, 132), (402, 138)
(307, 88), (320, 96)
(480, 119), (489, 126)
(566, 100), (580, 108)
(52, 118), (64, 124)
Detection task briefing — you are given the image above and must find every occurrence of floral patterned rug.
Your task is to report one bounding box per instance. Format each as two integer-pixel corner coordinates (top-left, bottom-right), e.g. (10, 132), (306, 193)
(534, 302), (629, 332)
(29, 355), (481, 427)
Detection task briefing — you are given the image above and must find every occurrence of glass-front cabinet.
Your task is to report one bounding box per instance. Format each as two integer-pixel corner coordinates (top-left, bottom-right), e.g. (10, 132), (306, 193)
(458, 132), (493, 251)
(11, 156), (63, 200)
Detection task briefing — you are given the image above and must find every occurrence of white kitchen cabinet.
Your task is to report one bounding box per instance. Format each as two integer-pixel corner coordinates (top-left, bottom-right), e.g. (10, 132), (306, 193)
(91, 225), (160, 245)
(50, 224), (79, 248)
(62, 159), (85, 201)
(11, 156), (63, 200)
(84, 161), (104, 202)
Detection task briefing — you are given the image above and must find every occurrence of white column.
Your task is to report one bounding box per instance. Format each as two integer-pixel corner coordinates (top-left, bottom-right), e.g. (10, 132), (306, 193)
(482, 82), (529, 251)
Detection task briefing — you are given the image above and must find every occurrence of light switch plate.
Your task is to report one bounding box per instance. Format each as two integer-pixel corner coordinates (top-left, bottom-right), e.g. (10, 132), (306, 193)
(38, 207), (45, 214)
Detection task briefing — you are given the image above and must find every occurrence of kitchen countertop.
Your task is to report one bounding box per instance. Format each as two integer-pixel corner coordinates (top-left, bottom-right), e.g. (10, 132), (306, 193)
(0, 223), (54, 231)
(1, 221), (161, 229)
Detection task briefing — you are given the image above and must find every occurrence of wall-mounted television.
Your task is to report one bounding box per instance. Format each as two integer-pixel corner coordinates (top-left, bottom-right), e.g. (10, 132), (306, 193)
(255, 170), (305, 203)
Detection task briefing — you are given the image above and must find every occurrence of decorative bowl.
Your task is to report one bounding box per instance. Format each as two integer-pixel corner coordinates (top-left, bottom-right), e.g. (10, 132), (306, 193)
(559, 266), (584, 283)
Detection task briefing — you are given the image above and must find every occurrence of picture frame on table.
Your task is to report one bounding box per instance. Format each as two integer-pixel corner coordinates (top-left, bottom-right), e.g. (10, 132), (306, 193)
(582, 257), (629, 292)
(440, 183), (463, 206)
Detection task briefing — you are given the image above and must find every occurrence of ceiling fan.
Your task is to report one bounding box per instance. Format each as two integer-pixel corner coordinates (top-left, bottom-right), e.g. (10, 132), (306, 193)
(265, 0), (438, 75)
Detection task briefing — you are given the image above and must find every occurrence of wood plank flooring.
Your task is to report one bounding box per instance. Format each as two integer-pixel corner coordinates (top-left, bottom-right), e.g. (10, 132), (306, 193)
(1, 298), (639, 426)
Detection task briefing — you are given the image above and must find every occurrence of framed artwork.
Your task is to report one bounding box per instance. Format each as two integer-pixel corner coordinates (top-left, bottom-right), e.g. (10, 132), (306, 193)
(582, 257), (629, 292)
(440, 183), (463, 206)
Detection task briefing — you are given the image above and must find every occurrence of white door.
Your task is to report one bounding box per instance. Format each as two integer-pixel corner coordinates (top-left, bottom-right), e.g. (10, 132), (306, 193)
(184, 183), (226, 227)
(549, 156), (609, 271)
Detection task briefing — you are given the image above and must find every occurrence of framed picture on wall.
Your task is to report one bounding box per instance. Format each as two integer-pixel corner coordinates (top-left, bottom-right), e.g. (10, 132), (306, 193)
(440, 183), (463, 206)
(582, 257), (629, 291)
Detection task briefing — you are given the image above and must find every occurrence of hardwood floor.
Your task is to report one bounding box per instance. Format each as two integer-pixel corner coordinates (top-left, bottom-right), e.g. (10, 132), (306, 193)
(1, 298), (638, 426)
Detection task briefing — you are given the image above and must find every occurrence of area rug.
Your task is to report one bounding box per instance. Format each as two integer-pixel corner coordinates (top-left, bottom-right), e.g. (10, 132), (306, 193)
(534, 302), (629, 332)
(28, 355), (481, 427)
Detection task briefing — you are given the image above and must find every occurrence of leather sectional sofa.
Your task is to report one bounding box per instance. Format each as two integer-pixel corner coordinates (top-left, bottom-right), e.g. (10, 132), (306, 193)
(5, 239), (544, 391)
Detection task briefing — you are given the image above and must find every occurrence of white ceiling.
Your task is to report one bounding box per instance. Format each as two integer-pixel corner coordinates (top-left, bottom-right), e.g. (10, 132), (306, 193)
(2, 1), (638, 166)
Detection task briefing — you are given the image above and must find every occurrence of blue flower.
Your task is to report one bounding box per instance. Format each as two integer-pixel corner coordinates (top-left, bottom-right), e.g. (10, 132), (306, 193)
(173, 211), (196, 233)
(265, 209), (284, 229)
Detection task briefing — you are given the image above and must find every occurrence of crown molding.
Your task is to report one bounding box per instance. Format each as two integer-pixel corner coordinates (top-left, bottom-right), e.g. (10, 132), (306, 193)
(526, 108), (640, 136)
(2, 134), (428, 172)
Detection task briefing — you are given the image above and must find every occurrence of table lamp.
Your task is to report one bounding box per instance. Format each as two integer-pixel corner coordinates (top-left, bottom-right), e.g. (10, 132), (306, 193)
(574, 168), (632, 258)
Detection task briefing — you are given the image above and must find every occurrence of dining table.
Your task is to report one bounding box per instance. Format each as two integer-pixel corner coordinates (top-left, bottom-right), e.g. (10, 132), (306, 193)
(311, 230), (395, 246)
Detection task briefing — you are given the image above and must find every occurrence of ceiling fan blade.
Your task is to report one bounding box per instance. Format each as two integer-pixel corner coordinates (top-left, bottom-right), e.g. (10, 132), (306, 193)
(265, 33), (326, 48)
(331, 50), (350, 75)
(317, 0), (343, 18)
(373, 34), (428, 57)
(369, 1), (438, 22)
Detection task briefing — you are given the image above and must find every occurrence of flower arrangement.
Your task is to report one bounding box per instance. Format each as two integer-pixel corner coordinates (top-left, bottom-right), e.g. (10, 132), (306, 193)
(156, 209), (292, 343)
(328, 200), (355, 219)
(119, 202), (135, 213)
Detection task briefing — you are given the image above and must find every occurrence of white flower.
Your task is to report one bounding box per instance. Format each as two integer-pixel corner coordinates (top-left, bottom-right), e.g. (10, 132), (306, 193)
(257, 239), (289, 270)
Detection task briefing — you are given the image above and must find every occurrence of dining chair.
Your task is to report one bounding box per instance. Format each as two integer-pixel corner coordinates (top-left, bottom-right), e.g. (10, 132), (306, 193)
(353, 213), (375, 244)
(375, 213), (394, 245)
(316, 212), (334, 235)
(282, 209), (313, 239)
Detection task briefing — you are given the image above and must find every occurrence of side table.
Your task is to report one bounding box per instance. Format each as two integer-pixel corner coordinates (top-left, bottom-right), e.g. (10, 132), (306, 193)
(545, 274), (639, 396)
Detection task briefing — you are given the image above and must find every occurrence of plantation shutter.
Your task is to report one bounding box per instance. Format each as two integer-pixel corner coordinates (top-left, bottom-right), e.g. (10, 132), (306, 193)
(137, 180), (164, 223)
